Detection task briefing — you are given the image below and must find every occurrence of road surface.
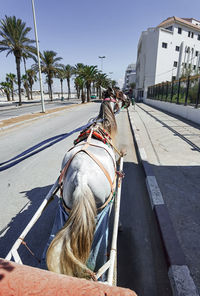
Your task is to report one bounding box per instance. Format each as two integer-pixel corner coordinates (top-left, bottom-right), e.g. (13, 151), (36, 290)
(0, 102), (172, 295)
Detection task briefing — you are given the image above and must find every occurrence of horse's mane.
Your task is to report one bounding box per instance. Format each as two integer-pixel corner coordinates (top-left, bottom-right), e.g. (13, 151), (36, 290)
(98, 101), (117, 139)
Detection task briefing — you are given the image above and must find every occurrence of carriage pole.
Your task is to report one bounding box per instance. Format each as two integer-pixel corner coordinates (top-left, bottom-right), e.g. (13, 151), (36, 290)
(6, 178), (59, 263)
(107, 156), (124, 285)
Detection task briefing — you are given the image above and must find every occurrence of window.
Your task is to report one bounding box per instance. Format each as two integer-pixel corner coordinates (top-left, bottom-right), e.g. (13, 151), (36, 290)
(172, 76), (176, 81)
(173, 61), (178, 67)
(178, 27), (182, 34)
(193, 65), (196, 70)
(186, 47), (190, 53)
(162, 42), (167, 48)
(198, 34), (200, 40)
(166, 26), (173, 31)
(196, 51), (199, 56)
(188, 31), (194, 38)
(175, 46), (180, 51)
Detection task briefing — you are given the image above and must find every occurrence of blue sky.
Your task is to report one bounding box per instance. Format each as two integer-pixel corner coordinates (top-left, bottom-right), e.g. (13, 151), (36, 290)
(1, 0), (200, 92)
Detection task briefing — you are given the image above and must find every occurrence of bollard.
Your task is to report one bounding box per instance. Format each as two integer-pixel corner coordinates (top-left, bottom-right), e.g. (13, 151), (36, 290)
(0, 258), (137, 296)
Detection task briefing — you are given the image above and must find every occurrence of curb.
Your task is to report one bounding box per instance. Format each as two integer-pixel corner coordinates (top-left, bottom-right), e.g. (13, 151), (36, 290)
(127, 106), (199, 296)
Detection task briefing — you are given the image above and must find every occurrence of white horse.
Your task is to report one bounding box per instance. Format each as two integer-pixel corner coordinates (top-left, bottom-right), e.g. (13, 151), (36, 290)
(46, 92), (119, 279)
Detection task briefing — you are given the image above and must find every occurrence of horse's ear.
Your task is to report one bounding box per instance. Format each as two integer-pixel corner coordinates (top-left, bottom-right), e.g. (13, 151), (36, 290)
(107, 86), (114, 97)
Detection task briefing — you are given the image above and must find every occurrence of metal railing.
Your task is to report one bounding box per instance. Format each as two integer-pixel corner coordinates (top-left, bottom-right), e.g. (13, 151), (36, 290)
(147, 75), (200, 108)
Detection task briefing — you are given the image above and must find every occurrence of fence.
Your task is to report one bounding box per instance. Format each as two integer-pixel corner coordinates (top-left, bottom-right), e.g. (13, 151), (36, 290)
(147, 75), (200, 108)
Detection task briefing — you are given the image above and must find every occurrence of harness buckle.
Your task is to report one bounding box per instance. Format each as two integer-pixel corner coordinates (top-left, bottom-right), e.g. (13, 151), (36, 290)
(116, 170), (125, 178)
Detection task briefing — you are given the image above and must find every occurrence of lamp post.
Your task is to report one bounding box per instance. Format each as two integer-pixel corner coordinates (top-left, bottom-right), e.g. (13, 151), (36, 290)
(31, 0), (45, 113)
(98, 56), (106, 72)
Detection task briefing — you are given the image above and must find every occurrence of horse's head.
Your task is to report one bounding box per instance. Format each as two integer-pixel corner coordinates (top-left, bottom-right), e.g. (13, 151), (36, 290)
(102, 87), (119, 113)
(115, 90), (130, 109)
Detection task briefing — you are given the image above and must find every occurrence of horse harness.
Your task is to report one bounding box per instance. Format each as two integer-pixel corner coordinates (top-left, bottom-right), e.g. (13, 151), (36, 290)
(59, 125), (120, 213)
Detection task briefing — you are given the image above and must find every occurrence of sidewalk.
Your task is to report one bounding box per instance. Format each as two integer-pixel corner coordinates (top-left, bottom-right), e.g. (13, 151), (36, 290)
(128, 103), (200, 295)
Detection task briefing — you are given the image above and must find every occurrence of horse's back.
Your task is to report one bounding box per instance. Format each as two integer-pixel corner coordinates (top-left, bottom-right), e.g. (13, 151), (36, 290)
(62, 139), (116, 209)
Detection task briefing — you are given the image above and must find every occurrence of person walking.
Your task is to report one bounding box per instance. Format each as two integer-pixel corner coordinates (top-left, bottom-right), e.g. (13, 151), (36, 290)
(128, 88), (135, 108)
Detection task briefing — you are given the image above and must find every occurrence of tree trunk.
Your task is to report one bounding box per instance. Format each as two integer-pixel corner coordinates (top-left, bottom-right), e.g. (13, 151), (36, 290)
(25, 85), (30, 100)
(49, 82), (53, 100)
(23, 57), (27, 75)
(5, 90), (10, 101)
(11, 82), (14, 101)
(67, 78), (71, 100)
(86, 85), (91, 102)
(61, 79), (63, 99)
(15, 55), (22, 105)
(81, 88), (85, 103)
(99, 87), (102, 99)
(30, 85), (33, 100)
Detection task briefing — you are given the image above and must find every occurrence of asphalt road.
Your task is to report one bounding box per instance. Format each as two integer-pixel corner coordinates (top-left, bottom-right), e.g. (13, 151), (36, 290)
(0, 102), (172, 295)
(0, 98), (80, 121)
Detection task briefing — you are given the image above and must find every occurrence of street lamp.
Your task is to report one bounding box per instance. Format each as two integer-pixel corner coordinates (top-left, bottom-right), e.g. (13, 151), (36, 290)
(31, 0), (45, 113)
(98, 56), (106, 72)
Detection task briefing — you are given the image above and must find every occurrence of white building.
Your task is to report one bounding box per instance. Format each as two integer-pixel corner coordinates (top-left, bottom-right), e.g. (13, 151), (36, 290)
(136, 17), (200, 100)
(123, 63), (136, 91)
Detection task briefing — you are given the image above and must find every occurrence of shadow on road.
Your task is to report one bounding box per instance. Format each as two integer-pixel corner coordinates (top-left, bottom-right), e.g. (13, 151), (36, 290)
(0, 184), (58, 269)
(0, 124), (88, 172)
(117, 161), (172, 296)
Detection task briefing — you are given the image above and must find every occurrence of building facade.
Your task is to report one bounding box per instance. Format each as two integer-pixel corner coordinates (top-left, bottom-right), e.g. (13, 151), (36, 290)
(136, 17), (200, 100)
(123, 63), (136, 91)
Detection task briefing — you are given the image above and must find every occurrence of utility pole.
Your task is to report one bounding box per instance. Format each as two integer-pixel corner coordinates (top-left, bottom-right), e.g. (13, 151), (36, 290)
(31, 0), (45, 113)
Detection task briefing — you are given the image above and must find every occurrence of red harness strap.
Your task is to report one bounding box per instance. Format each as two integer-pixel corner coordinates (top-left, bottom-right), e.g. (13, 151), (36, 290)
(104, 97), (116, 103)
(74, 129), (109, 145)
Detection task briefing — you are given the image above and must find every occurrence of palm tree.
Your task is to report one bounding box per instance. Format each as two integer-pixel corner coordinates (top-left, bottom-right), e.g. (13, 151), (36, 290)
(0, 81), (11, 101)
(39, 50), (62, 100)
(111, 80), (118, 89)
(6, 73), (16, 101)
(56, 66), (66, 100)
(64, 64), (74, 100)
(0, 16), (37, 105)
(95, 72), (109, 99)
(80, 65), (98, 102)
(73, 63), (85, 99)
(21, 74), (30, 100)
(129, 82), (136, 90)
(73, 63), (85, 76)
(74, 76), (85, 103)
(26, 69), (37, 100)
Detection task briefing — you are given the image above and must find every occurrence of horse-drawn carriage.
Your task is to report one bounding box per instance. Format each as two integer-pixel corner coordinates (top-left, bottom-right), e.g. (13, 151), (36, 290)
(5, 88), (129, 288)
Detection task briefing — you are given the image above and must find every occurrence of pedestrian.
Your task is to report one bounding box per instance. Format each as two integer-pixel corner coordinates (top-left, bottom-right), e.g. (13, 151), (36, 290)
(128, 88), (135, 109)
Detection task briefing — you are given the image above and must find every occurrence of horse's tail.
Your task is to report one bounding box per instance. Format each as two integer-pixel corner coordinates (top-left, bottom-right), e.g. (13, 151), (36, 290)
(46, 176), (97, 279)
